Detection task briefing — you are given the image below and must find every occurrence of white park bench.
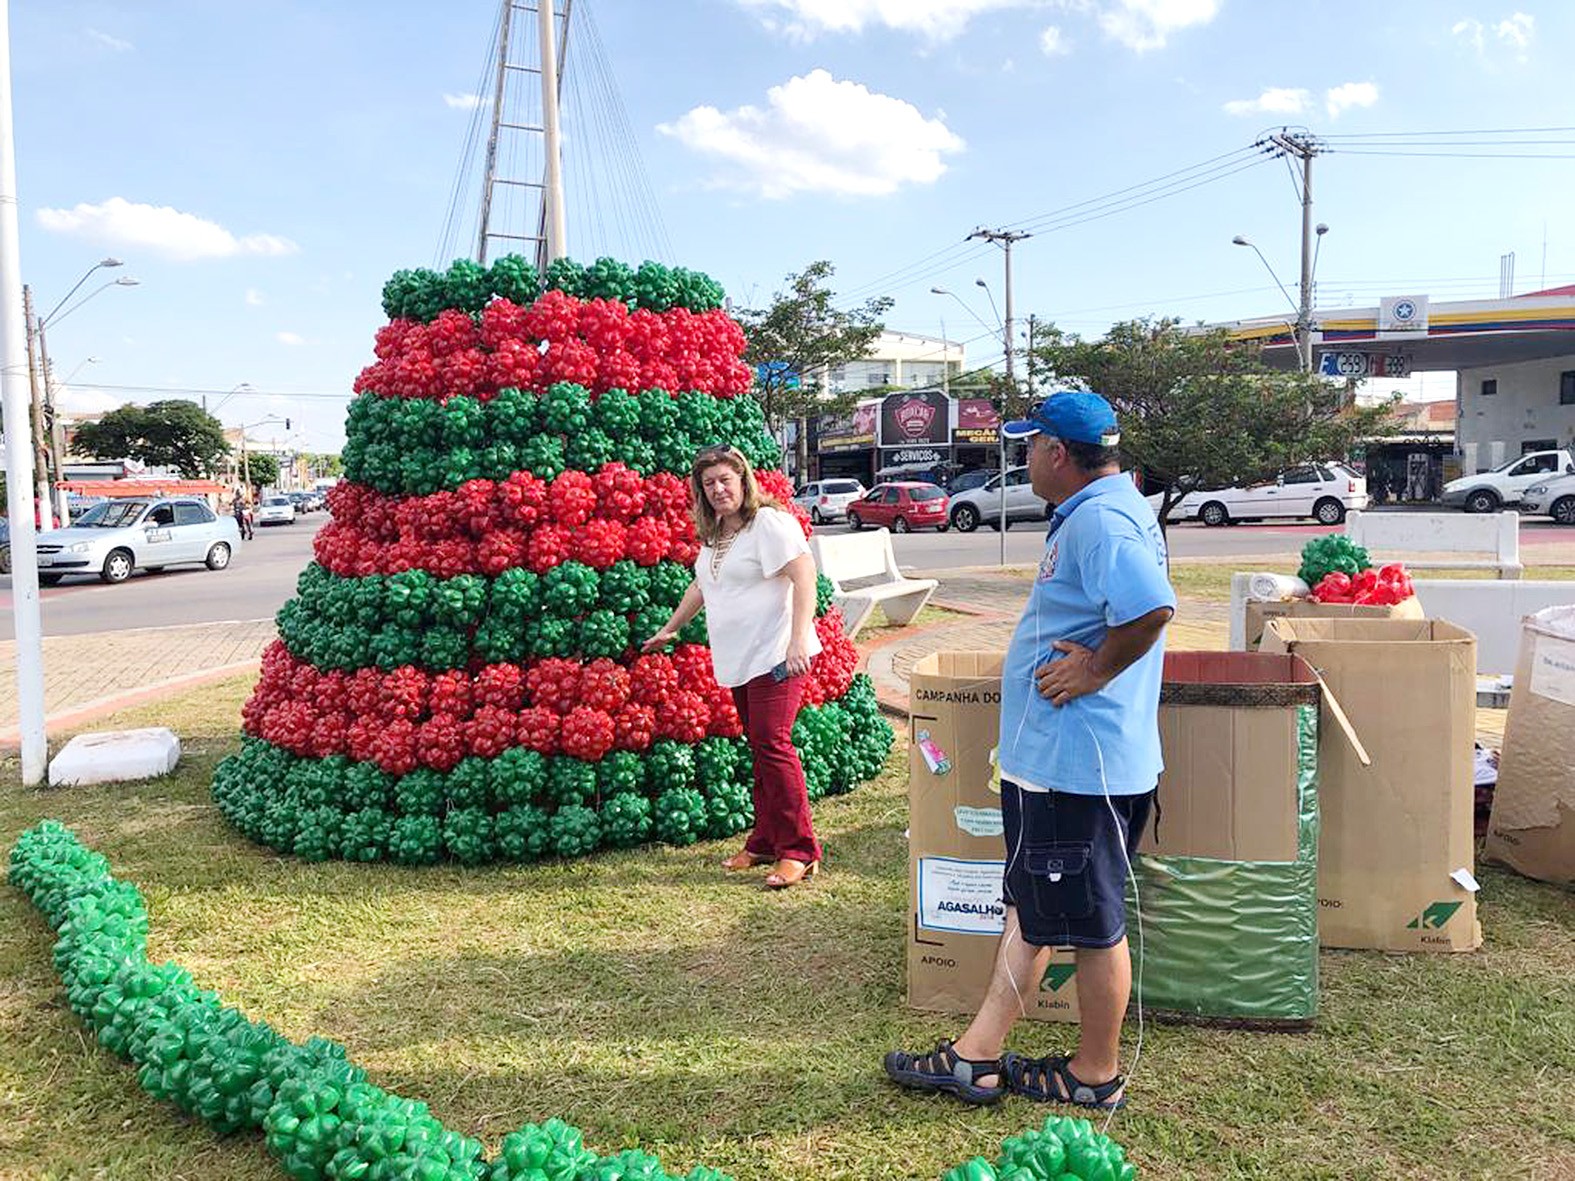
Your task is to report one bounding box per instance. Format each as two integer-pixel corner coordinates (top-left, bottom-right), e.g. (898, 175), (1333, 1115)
(1344, 510), (1523, 579)
(810, 528), (938, 639)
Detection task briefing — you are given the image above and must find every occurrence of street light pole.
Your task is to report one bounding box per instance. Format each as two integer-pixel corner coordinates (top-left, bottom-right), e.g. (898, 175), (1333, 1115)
(33, 272), (139, 523)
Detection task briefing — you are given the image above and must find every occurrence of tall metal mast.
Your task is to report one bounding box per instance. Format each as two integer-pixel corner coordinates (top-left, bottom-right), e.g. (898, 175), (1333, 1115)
(476, 0), (572, 269)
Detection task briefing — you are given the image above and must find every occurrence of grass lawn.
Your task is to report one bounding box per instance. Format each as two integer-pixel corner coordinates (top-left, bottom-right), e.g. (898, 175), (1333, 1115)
(2, 677), (1573, 1180)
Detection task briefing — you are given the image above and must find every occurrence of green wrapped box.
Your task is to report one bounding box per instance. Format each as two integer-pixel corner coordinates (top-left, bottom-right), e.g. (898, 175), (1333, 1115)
(1130, 651), (1322, 1027)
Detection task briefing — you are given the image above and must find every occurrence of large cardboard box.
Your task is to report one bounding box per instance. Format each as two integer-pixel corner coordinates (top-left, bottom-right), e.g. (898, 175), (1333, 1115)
(1486, 606), (1575, 885)
(906, 652), (1080, 1023)
(1262, 619), (1482, 952)
(1243, 596), (1424, 651)
(1134, 651), (1323, 1025)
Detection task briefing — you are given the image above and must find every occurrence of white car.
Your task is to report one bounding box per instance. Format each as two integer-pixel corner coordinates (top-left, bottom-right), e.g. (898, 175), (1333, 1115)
(1521, 473), (1575, 525)
(947, 466), (1049, 532)
(792, 478), (866, 525)
(1160, 463), (1368, 527)
(33, 497), (240, 585)
(255, 495), (297, 526)
(1440, 449), (1574, 513)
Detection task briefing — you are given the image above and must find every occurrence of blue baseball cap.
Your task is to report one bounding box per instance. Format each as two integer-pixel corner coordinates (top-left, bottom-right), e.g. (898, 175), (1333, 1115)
(1001, 390), (1120, 446)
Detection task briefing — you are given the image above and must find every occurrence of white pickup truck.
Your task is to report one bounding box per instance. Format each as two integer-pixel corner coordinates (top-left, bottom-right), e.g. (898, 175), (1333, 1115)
(1440, 448), (1575, 513)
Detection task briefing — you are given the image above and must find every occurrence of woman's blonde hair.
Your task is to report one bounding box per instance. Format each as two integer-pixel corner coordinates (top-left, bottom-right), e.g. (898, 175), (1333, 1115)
(690, 444), (781, 545)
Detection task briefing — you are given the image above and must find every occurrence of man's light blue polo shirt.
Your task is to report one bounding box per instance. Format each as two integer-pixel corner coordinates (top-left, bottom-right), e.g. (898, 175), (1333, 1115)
(997, 473), (1176, 796)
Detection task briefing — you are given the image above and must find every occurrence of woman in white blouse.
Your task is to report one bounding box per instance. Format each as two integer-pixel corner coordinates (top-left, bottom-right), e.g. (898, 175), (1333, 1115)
(642, 444), (823, 889)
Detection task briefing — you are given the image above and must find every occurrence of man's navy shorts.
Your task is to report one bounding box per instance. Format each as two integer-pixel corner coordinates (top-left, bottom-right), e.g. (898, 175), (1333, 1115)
(1000, 780), (1154, 949)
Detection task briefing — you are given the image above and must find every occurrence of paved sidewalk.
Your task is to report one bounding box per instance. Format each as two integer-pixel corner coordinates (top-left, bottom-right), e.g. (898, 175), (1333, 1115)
(0, 620), (276, 746)
(863, 566), (1230, 715)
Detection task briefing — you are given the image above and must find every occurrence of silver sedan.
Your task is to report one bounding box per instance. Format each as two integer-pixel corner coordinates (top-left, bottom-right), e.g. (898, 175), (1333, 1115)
(33, 497), (241, 585)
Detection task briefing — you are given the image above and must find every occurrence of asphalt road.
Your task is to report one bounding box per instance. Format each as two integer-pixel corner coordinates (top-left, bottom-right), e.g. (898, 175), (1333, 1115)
(0, 514), (328, 640)
(3, 511), (1571, 639)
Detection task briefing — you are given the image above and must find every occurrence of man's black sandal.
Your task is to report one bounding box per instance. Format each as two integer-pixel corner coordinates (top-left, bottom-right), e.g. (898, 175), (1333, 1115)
(883, 1039), (1005, 1106)
(1002, 1052), (1126, 1110)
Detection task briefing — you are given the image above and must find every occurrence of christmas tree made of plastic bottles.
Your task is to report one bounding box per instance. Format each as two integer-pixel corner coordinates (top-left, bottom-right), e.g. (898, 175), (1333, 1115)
(213, 256), (894, 865)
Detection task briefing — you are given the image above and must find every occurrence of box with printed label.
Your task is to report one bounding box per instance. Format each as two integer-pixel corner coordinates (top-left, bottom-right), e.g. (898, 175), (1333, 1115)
(1262, 618), (1481, 952)
(906, 652), (1080, 1023)
(1486, 606), (1575, 885)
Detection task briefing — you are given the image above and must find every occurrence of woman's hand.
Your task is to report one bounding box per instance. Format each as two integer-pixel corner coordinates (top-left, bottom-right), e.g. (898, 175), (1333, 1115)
(642, 626), (679, 654)
(784, 634), (814, 678)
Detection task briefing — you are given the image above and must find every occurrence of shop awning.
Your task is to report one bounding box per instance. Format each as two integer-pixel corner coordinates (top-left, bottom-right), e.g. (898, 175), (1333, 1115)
(55, 479), (228, 497)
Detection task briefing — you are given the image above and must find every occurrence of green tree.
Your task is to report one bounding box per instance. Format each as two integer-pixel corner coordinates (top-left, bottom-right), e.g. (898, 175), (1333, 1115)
(73, 400), (230, 479)
(240, 452), (280, 490)
(1030, 318), (1397, 534)
(300, 452), (344, 479)
(737, 261), (892, 479)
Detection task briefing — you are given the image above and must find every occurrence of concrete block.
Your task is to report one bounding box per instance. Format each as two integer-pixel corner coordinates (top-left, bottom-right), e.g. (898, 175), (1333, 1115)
(48, 728), (182, 787)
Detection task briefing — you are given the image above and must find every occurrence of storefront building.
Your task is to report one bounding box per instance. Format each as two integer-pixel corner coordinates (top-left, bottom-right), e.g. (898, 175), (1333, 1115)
(809, 390), (1010, 486)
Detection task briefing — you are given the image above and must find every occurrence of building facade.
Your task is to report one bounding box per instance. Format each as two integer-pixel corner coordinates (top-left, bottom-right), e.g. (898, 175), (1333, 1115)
(1454, 354), (1575, 472)
(824, 330), (965, 395)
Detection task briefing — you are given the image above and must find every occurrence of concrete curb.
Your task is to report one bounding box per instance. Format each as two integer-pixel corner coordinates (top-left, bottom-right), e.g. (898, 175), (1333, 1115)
(0, 659), (262, 750)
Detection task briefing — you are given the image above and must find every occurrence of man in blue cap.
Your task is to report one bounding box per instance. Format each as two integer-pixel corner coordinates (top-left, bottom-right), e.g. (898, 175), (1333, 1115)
(885, 390), (1175, 1110)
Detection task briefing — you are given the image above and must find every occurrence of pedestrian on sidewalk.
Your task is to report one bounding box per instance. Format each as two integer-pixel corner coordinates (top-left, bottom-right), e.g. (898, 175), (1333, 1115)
(641, 443), (824, 890)
(884, 391), (1175, 1110)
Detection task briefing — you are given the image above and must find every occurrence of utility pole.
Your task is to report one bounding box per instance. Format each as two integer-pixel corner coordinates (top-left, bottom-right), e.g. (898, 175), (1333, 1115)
(1264, 130), (1320, 372)
(21, 285), (53, 529)
(39, 313), (71, 525)
(967, 227), (1031, 564)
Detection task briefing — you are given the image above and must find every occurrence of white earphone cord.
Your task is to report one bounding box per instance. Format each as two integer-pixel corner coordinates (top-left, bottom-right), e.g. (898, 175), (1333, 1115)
(997, 606), (1143, 1135)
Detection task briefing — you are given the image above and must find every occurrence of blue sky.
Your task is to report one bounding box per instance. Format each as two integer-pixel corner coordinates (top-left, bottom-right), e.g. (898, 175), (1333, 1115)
(12, 1), (1572, 451)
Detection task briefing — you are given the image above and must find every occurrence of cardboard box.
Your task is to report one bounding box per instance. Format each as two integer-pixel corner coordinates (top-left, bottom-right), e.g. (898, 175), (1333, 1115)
(1134, 651), (1323, 1025)
(906, 652), (1079, 1023)
(1262, 619), (1482, 952)
(1486, 606), (1575, 885)
(1243, 596), (1425, 651)
(1145, 652), (1320, 863)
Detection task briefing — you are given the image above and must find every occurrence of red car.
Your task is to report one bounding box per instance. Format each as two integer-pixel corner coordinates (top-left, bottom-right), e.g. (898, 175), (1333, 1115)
(845, 482), (950, 533)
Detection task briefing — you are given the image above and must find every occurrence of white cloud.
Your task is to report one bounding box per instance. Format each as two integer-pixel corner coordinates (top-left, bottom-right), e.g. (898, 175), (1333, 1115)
(276, 331), (305, 347)
(36, 198), (298, 262)
(1040, 25), (1070, 55)
(245, 288), (266, 307)
(86, 28), (133, 52)
(1222, 86), (1311, 117)
(1325, 80), (1378, 118)
(1496, 12), (1534, 52)
(734, 0), (1034, 41)
(1451, 18), (1484, 51)
(1097, 0), (1220, 51)
(657, 70), (964, 199)
(443, 92), (486, 110)
(57, 385), (123, 416)
(1453, 13), (1535, 58)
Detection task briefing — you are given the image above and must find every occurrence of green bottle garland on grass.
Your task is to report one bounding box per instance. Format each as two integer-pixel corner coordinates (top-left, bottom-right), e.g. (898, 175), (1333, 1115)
(11, 822), (1140, 1181)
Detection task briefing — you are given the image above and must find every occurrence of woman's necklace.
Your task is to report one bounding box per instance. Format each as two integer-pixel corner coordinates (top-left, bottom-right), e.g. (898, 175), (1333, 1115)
(710, 521), (742, 577)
